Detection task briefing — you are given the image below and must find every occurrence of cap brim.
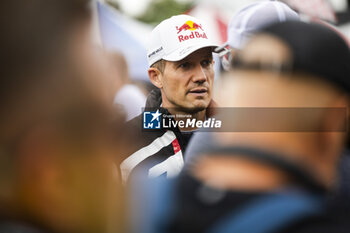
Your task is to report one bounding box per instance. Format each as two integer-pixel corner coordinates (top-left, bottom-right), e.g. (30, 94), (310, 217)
(163, 43), (219, 62)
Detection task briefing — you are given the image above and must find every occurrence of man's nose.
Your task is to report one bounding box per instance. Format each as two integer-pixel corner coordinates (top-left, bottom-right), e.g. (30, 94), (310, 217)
(191, 64), (207, 83)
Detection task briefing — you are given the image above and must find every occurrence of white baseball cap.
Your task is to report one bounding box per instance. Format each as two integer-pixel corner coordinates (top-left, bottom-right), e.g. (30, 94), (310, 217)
(227, 1), (299, 49)
(147, 15), (218, 66)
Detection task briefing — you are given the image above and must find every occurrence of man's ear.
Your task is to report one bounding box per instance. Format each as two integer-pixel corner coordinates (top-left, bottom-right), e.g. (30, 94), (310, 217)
(148, 67), (163, 89)
(321, 95), (350, 133)
(317, 95), (350, 157)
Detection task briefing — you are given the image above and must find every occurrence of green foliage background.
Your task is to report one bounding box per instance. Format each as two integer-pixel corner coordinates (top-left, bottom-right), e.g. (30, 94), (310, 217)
(107, 0), (194, 25)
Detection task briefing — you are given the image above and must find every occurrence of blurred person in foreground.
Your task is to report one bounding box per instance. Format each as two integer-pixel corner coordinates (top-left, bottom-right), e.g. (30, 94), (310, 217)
(0, 1), (125, 232)
(216, 0), (299, 71)
(215, 0), (350, 198)
(138, 21), (350, 233)
(119, 15), (218, 183)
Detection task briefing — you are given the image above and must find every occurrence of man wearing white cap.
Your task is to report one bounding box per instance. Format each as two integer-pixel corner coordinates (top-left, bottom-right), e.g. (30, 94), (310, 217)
(217, 0), (299, 70)
(119, 15), (218, 183)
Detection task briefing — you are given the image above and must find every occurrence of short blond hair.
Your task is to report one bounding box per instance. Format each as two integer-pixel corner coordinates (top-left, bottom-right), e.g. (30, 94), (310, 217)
(151, 59), (166, 73)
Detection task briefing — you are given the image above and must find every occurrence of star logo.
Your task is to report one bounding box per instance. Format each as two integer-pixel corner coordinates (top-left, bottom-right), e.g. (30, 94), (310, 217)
(143, 110), (162, 129)
(151, 110), (162, 122)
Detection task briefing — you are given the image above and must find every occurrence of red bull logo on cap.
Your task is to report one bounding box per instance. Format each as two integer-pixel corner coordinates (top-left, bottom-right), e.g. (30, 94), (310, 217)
(176, 20), (207, 42)
(176, 20), (203, 34)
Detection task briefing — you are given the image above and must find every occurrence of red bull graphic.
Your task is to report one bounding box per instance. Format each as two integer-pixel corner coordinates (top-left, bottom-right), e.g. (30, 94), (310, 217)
(176, 23), (191, 34)
(176, 20), (203, 34)
(176, 20), (207, 43)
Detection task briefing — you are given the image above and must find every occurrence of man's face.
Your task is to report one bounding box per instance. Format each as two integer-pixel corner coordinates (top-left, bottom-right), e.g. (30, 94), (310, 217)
(160, 47), (215, 113)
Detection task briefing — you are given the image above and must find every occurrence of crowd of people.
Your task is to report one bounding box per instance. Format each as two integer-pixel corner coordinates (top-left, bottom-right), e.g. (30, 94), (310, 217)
(1, 0), (350, 233)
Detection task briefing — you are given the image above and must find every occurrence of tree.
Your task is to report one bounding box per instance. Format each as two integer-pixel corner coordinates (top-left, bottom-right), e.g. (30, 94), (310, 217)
(137, 0), (194, 25)
(106, 0), (121, 11)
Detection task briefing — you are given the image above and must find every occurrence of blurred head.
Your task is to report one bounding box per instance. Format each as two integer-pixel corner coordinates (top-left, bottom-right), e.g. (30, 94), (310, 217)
(217, 1), (299, 71)
(0, 0), (124, 232)
(209, 21), (350, 189)
(147, 15), (217, 113)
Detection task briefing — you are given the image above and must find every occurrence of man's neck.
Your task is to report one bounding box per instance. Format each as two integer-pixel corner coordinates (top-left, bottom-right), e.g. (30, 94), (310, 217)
(166, 108), (206, 132)
(194, 132), (336, 190)
(193, 155), (290, 192)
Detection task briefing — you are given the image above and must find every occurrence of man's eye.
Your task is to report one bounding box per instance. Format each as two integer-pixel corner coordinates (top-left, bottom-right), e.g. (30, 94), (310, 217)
(179, 62), (190, 69)
(201, 59), (211, 67)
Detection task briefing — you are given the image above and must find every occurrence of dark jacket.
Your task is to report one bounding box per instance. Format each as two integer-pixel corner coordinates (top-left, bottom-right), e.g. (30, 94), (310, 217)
(162, 173), (350, 233)
(119, 89), (194, 183)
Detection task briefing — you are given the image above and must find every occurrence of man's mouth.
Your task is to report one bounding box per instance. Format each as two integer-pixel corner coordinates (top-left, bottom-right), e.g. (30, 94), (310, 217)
(188, 88), (208, 96)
